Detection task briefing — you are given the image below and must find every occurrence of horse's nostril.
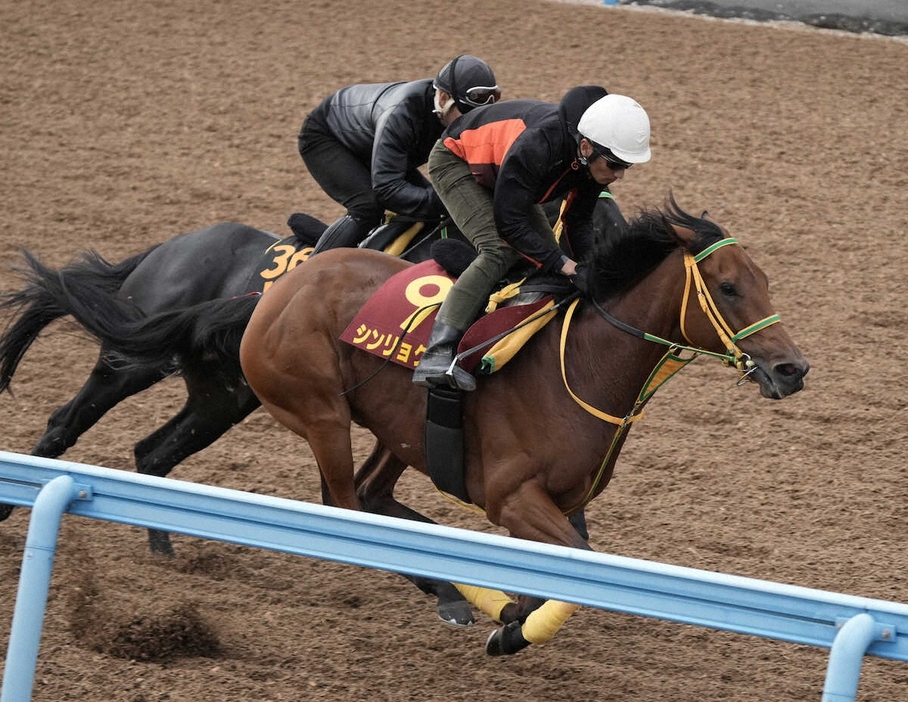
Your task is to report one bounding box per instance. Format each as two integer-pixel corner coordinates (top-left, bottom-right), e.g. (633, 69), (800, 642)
(777, 362), (807, 380)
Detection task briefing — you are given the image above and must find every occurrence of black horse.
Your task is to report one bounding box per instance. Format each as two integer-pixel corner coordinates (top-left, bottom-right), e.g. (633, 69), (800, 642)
(0, 214), (448, 547)
(0, 197), (624, 547)
(0, 213), (453, 464)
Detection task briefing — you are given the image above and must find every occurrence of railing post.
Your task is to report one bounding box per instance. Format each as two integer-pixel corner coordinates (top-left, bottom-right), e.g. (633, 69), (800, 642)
(821, 613), (877, 702)
(1, 475), (79, 702)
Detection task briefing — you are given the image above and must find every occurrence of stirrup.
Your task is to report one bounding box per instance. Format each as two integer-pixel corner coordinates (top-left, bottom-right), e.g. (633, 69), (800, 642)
(413, 356), (476, 392)
(446, 364), (476, 392)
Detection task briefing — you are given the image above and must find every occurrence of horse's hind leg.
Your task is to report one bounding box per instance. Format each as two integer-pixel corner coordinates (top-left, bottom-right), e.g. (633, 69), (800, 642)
(0, 353), (165, 524)
(33, 351), (166, 458)
(254, 380), (362, 511)
(354, 441), (475, 626)
(133, 372), (261, 555)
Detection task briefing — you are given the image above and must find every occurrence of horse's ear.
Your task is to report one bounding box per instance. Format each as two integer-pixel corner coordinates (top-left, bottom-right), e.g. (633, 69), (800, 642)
(669, 223), (697, 245)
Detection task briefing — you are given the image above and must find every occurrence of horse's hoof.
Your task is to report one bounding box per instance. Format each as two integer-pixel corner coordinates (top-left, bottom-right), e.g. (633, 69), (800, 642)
(148, 529), (175, 557)
(485, 620), (531, 656)
(0, 503), (14, 522)
(437, 601), (475, 627)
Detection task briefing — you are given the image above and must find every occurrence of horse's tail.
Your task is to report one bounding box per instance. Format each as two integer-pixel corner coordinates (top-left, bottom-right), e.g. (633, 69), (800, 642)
(96, 294), (259, 375)
(0, 246), (156, 393)
(5, 250), (258, 372)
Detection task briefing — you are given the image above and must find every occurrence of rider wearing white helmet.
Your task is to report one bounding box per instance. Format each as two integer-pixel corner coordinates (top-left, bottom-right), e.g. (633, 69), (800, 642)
(577, 94), (651, 167)
(413, 88), (652, 391)
(297, 55), (500, 254)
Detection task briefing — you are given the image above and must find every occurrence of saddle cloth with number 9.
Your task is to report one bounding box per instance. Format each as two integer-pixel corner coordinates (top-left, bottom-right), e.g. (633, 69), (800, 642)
(340, 260), (556, 374)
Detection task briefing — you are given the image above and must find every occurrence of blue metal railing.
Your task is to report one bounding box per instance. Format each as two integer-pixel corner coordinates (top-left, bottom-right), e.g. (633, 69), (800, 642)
(1, 451), (906, 701)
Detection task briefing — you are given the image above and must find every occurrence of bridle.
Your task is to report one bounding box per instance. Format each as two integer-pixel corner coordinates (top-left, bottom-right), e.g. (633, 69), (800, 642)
(589, 237), (780, 377)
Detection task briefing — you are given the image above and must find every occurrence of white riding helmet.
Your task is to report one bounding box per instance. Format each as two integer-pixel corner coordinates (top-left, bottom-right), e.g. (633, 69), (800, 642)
(577, 94), (652, 164)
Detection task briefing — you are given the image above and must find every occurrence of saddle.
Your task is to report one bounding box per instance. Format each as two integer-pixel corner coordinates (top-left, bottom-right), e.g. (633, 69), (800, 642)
(339, 249), (576, 504)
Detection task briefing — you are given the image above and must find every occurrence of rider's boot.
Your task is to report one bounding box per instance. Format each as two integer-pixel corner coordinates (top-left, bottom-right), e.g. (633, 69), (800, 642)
(413, 321), (476, 391)
(309, 214), (368, 255)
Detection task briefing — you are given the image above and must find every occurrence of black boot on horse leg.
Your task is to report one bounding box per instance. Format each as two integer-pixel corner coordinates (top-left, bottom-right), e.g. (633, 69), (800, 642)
(412, 321), (476, 391)
(486, 599), (582, 656)
(309, 214), (369, 255)
(486, 620), (531, 656)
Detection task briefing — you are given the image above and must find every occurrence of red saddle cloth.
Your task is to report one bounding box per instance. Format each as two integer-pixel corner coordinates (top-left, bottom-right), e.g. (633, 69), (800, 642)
(340, 260), (554, 373)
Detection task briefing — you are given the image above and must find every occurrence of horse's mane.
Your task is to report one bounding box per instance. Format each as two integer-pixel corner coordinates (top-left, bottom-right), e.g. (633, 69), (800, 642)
(587, 193), (726, 299)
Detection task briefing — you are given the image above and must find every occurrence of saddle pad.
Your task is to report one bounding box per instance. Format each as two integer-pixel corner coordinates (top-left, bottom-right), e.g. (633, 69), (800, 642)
(340, 260), (557, 373)
(340, 260), (448, 369)
(246, 236), (312, 294)
(246, 227), (427, 297)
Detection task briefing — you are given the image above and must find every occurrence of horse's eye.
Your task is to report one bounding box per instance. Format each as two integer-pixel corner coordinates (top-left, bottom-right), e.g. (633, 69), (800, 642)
(719, 282), (738, 297)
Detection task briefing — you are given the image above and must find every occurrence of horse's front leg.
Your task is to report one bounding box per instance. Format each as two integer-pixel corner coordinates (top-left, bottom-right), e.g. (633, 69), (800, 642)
(484, 481), (591, 656)
(498, 509), (590, 626)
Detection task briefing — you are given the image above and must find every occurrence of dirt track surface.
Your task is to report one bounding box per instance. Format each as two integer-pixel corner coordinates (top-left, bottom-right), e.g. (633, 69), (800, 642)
(2, 1), (907, 700)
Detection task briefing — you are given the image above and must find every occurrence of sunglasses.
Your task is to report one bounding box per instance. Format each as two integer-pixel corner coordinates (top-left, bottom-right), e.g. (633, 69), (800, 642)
(593, 144), (633, 171)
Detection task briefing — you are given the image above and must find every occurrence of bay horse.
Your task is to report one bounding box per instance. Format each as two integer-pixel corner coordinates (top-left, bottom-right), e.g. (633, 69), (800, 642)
(0, 198), (622, 625)
(0, 198), (620, 537)
(237, 196), (809, 655)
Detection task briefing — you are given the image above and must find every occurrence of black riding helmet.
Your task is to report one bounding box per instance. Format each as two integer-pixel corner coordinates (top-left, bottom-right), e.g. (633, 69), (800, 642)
(433, 55), (500, 113)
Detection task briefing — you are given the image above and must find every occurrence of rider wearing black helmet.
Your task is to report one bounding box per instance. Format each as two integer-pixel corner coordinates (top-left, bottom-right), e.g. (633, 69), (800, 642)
(297, 56), (500, 254)
(432, 54), (502, 121)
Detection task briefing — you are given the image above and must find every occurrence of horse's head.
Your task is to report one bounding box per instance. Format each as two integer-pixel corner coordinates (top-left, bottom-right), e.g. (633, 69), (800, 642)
(588, 196), (808, 399)
(667, 204), (808, 399)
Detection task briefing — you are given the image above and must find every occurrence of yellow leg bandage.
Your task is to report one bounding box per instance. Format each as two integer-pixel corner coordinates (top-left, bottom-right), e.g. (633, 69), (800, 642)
(520, 600), (581, 645)
(453, 583), (515, 622)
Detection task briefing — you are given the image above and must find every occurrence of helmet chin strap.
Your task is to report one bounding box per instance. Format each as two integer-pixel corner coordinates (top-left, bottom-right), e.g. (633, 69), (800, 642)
(433, 91), (456, 120)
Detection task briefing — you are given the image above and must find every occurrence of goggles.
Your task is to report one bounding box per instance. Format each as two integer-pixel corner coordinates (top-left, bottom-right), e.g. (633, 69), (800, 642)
(434, 55), (501, 111)
(462, 85), (501, 107)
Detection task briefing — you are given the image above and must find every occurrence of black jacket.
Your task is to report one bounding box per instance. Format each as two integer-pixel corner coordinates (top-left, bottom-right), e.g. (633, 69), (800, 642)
(304, 80), (445, 219)
(441, 87), (608, 272)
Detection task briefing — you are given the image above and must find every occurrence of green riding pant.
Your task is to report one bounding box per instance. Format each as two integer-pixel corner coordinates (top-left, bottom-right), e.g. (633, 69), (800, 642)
(428, 141), (552, 332)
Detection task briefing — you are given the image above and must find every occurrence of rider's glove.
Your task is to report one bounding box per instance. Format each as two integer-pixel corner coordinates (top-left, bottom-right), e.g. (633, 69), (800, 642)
(570, 263), (593, 296)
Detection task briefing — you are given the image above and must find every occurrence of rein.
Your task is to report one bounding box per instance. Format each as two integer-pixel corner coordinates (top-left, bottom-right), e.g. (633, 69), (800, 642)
(560, 236), (782, 511)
